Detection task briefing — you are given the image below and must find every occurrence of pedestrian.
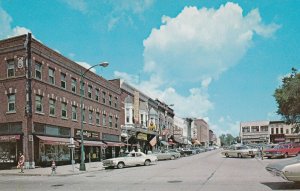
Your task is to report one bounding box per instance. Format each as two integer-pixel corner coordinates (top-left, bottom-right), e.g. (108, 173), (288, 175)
(17, 152), (25, 173)
(51, 160), (56, 176)
(260, 146), (264, 160)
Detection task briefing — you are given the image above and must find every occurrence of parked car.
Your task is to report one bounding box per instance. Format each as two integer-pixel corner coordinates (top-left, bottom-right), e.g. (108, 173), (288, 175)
(266, 156), (300, 183)
(221, 145), (256, 158)
(263, 143), (300, 159)
(190, 147), (203, 154)
(102, 151), (158, 169)
(149, 150), (180, 160)
(169, 148), (193, 157)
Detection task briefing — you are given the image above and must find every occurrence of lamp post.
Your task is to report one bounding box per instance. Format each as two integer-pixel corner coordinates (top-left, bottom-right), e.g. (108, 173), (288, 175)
(79, 61), (109, 171)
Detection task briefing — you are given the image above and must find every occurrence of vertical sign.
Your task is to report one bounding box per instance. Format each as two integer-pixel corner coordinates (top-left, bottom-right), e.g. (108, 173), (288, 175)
(133, 91), (139, 124)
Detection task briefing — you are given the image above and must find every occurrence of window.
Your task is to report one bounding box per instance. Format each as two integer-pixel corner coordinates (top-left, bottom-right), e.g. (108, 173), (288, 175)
(48, 68), (55, 84)
(126, 109), (130, 123)
(280, 128), (283, 134)
(96, 112), (100, 125)
(89, 110), (93, 124)
(61, 102), (67, 118)
(114, 97), (118, 108)
(71, 78), (77, 93)
(35, 95), (43, 113)
(109, 115), (112, 127)
(261, 126), (268, 132)
(61, 73), (66, 89)
(102, 91), (106, 104)
(7, 60), (15, 77)
(141, 114), (144, 125)
(286, 129), (289, 134)
(72, 106), (77, 120)
(102, 114), (106, 126)
(49, 99), (56, 116)
(276, 128), (279, 134)
(88, 85), (92, 99)
(80, 82), (85, 96)
(109, 95), (112, 106)
(82, 109), (86, 122)
(95, 89), (99, 101)
(115, 117), (118, 128)
(35, 62), (42, 80)
(271, 128), (274, 134)
(8, 94), (15, 112)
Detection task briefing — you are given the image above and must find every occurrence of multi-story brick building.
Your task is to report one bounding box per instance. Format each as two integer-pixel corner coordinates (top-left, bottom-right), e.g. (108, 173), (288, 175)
(0, 34), (122, 169)
(240, 121), (269, 144)
(193, 119), (209, 146)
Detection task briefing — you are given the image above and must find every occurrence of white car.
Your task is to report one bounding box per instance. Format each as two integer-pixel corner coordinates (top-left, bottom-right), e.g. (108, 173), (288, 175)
(221, 145), (256, 158)
(266, 156), (300, 183)
(102, 151), (158, 169)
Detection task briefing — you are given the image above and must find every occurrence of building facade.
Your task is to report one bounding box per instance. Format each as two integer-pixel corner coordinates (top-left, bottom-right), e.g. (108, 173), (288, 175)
(193, 119), (209, 146)
(240, 121), (269, 144)
(0, 34), (122, 169)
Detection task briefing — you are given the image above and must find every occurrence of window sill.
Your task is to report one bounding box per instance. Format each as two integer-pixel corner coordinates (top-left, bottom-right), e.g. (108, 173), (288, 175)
(6, 111), (16, 114)
(72, 119), (78, 122)
(96, 124), (100, 127)
(61, 117), (68, 120)
(49, 115), (56, 118)
(35, 112), (45, 115)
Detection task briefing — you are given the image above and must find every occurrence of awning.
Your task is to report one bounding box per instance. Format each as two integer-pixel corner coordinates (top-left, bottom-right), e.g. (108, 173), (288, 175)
(77, 140), (105, 147)
(160, 140), (169, 146)
(193, 140), (201, 145)
(104, 141), (125, 147)
(173, 137), (184, 144)
(37, 135), (73, 145)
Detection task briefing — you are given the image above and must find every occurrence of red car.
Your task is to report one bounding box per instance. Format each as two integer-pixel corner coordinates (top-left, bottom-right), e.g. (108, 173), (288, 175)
(263, 143), (300, 159)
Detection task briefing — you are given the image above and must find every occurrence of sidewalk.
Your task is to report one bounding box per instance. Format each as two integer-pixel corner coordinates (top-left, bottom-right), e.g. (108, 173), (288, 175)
(0, 162), (104, 176)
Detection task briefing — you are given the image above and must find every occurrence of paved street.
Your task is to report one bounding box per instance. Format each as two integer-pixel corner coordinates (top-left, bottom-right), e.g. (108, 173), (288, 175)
(1, 149), (299, 191)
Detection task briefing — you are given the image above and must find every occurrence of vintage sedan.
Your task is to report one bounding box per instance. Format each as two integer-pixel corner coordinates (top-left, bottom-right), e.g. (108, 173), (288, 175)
(221, 145), (256, 158)
(150, 150), (180, 160)
(102, 151), (158, 169)
(266, 156), (300, 182)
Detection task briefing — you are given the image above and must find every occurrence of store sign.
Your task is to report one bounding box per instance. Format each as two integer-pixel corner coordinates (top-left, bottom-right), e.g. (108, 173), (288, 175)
(133, 91), (139, 123)
(137, 133), (147, 140)
(0, 135), (20, 142)
(75, 130), (99, 138)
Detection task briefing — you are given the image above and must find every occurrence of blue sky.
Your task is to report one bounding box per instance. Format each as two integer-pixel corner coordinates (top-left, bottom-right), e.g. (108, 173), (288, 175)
(1, 0), (299, 137)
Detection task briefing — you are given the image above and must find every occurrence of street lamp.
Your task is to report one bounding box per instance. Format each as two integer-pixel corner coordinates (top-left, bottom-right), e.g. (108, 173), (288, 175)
(79, 61), (109, 171)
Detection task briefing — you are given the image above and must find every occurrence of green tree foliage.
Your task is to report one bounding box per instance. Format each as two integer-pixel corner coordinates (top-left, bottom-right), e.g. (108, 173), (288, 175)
(274, 68), (300, 132)
(219, 134), (236, 146)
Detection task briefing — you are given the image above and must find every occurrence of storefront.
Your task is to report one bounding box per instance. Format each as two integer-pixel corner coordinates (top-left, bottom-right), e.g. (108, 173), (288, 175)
(36, 135), (74, 166)
(102, 133), (123, 159)
(0, 135), (22, 169)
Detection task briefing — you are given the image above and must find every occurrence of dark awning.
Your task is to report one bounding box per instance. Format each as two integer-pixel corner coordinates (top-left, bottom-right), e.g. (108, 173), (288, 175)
(37, 135), (73, 145)
(104, 141), (125, 147)
(77, 140), (105, 147)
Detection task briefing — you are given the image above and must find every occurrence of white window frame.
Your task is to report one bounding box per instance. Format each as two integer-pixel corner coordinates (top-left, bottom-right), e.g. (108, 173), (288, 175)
(61, 102), (67, 118)
(89, 110), (93, 124)
(88, 85), (92, 99)
(48, 68), (55, 84)
(49, 99), (56, 116)
(7, 60), (15, 77)
(35, 95), (43, 113)
(8, 94), (16, 112)
(71, 78), (77, 93)
(72, 105), (77, 120)
(61, 72), (66, 89)
(35, 62), (42, 80)
(96, 112), (100, 125)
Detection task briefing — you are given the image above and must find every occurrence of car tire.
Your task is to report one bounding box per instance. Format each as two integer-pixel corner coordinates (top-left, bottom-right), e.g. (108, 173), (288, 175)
(237, 153), (242, 158)
(251, 155), (255, 158)
(225, 153), (229, 158)
(117, 162), (124, 169)
(284, 153), (288, 158)
(144, 160), (151, 166)
(170, 156), (175, 160)
(184, 153), (187, 157)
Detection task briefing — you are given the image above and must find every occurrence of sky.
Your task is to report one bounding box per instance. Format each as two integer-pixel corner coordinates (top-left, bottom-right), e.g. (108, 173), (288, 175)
(1, 0), (299, 137)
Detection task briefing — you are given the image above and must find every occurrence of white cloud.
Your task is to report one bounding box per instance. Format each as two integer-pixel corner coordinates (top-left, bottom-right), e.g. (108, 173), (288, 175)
(209, 116), (240, 137)
(76, 61), (96, 73)
(61, 0), (88, 13)
(136, 2), (279, 135)
(0, 6), (32, 39)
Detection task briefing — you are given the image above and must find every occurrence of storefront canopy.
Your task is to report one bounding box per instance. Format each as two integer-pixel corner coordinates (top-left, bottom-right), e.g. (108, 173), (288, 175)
(104, 141), (125, 147)
(37, 135), (73, 145)
(77, 140), (105, 147)
(193, 140), (201, 145)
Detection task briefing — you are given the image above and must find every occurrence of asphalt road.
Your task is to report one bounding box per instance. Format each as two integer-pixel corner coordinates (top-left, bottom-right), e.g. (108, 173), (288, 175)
(1, 149), (299, 191)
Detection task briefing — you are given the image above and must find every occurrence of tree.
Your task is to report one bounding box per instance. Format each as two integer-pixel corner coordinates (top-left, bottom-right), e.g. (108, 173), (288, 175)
(274, 68), (300, 132)
(219, 134), (236, 146)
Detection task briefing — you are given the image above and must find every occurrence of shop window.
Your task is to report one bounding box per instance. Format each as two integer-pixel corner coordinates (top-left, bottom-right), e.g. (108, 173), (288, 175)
(72, 105), (77, 121)
(7, 60), (15, 77)
(35, 61), (42, 80)
(35, 95), (43, 113)
(40, 144), (70, 162)
(71, 78), (77, 93)
(61, 102), (67, 118)
(34, 123), (45, 134)
(48, 67), (55, 85)
(61, 72), (66, 89)
(7, 94), (16, 112)
(49, 99), (56, 116)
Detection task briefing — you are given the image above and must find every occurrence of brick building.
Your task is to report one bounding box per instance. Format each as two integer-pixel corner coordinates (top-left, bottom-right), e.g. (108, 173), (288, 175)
(0, 34), (122, 169)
